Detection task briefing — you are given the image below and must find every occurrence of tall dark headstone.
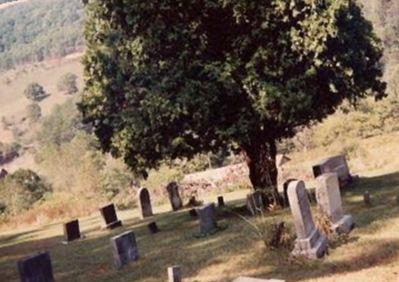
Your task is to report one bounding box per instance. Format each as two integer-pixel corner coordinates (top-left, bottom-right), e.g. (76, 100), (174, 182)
(137, 187), (153, 219)
(166, 182), (183, 211)
(197, 203), (218, 234)
(17, 252), (54, 282)
(63, 219), (82, 243)
(99, 204), (122, 229)
(217, 196), (225, 207)
(110, 230), (139, 268)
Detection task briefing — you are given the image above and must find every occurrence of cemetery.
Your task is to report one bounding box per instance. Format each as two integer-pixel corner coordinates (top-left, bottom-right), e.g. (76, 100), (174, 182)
(1, 153), (399, 281)
(1, 0), (399, 281)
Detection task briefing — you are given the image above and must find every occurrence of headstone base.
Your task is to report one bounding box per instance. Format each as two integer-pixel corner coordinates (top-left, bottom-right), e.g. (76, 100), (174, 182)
(62, 235), (85, 245)
(292, 229), (328, 259)
(332, 214), (354, 234)
(103, 220), (122, 230)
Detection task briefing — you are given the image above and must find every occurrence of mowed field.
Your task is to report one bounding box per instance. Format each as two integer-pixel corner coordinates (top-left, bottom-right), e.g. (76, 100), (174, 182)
(0, 56), (83, 143)
(1, 168), (399, 282)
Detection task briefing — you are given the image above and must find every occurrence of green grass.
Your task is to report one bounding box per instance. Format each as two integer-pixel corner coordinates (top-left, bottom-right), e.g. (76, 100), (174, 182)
(1, 170), (399, 281)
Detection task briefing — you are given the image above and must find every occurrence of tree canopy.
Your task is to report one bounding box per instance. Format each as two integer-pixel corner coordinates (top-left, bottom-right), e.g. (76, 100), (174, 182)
(80, 0), (386, 195)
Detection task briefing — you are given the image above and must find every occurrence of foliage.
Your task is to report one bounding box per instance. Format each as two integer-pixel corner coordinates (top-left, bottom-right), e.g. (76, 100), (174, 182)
(81, 0), (385, 194)
(36, 98), (86, 146)
(25, 103), (41, 123)
(23, 82), (47, 101)
(0, 169), (51, 215)
(0, 0), (17, 4)
(0, 0), (84, 71)
(57, 73), (79, 95)
(34, 98), (136, 206)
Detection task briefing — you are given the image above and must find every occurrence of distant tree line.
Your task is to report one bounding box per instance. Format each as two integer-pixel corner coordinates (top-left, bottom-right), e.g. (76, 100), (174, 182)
(0, 0), (84, 71)
(0, 0), (18, 4)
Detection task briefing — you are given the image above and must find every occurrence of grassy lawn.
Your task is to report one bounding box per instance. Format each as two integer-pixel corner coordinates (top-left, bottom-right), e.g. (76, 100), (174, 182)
(1, 171), (399, 282)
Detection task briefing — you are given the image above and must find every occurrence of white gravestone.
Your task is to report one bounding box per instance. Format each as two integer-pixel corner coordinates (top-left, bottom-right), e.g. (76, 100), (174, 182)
(288, 180), (328, 259)
(316, 173), (354, 234)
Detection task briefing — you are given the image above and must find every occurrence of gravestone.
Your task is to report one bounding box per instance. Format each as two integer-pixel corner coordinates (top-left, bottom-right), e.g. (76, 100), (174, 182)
(197, 203), (218, 234)
(110, 230), (139, 268)
(282, 179), (297, 207)
(312, 155), (352, 187)
(167, 265), (182, 282)
(63, 219), (82, 243)
(364, 191), (371, 206)
(189, 208), (197, 218)
(233, 277), (285, 282)
(99, 204), (122, 229)
(246, 191), (267, 215)
(288, 180), (328, 259)
(137, 187), (153, 219)
(217, 196), (225, 207)
(147, 222), (159, 234)
(166, 182), (183, 211)
(17, 252), (54, 282)
(316, 173), (354, 234)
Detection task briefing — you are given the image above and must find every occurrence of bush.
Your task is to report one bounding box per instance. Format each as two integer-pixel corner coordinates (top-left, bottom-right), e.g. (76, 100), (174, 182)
(0, 169), (51, 215)
(57, 73), (78, 94)
(24, 82), (47, 101)
(26, 103), (42, 123)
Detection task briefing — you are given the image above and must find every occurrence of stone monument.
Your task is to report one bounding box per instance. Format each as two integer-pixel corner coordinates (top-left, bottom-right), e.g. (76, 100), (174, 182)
(288, 180), (328, 259)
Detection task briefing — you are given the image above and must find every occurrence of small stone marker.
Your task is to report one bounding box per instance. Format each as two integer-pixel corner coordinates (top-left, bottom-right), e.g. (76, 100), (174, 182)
(99, 203), (122, 230)
(246, 191), (267, 215)
(217, 196), (225, 207)
(167, 265), (182, 282)
(288, 180), (328, 259)
(166, 182), (183, 211)
(147, 221), (159, 234)
(138, 187), (153, 219)
(316, 173), (354, 234)
(364, 191), (371, 206)
(63, 219), (82, 243)
(110, 230), (139, 268)
(197, 203), (218, 234)
(233, 277), (285, 282)
(17, 252), (54, 282)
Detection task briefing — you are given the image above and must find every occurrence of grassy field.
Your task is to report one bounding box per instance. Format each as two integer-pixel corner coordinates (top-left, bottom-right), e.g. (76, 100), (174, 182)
(1, 168), (399, 282)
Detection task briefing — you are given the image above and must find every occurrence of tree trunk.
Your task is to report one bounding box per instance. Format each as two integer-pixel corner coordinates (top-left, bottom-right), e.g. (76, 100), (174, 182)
(243, 139), (280, 202)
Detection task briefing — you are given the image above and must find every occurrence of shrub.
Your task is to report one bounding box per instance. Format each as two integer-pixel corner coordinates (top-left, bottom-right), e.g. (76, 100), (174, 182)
(57, 73), (78, 94)
(0, 169), (51, 215)
(26, 103), (42, 123)
(24, 82), (47, 101)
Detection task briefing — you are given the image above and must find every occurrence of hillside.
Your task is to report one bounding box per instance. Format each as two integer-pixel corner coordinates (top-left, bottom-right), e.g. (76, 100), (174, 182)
(0, 0), (84, 71)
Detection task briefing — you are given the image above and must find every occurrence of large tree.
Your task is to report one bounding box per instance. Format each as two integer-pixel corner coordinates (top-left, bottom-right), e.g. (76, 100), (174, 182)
(80, 0), (385, 198)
